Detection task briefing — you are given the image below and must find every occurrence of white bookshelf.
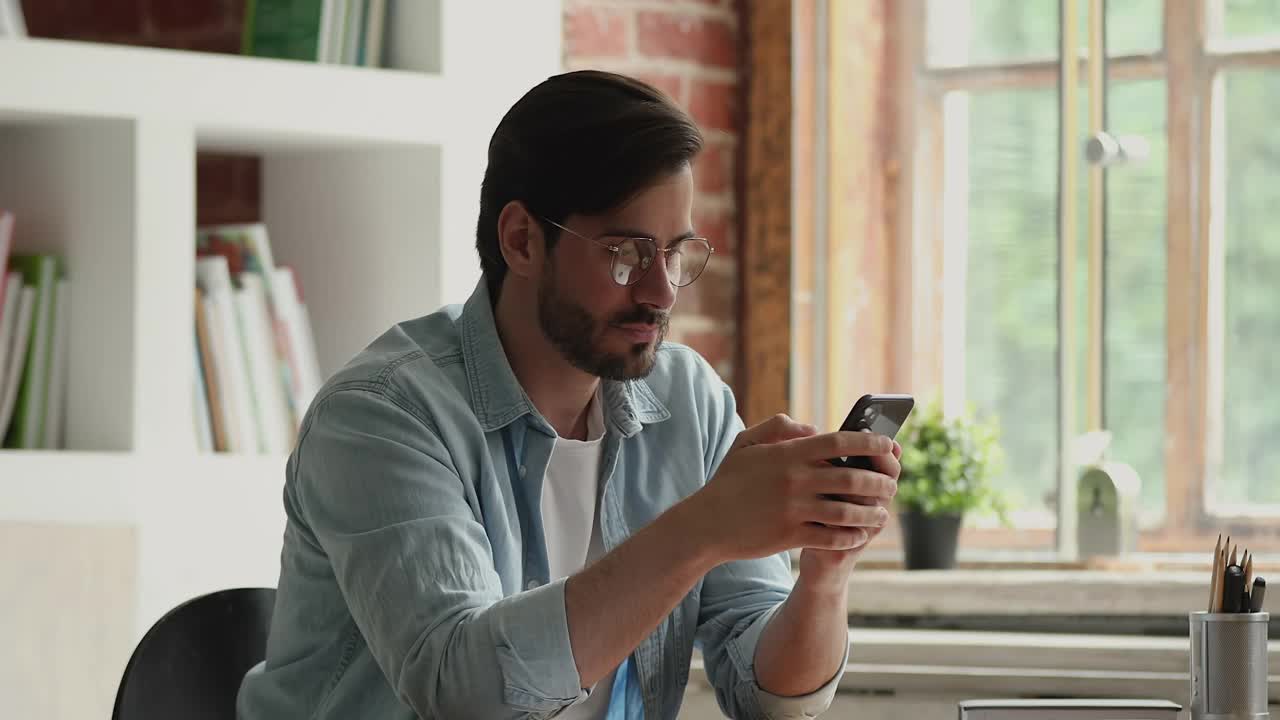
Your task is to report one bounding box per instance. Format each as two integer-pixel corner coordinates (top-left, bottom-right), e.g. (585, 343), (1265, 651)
(0, 3), (563, 717)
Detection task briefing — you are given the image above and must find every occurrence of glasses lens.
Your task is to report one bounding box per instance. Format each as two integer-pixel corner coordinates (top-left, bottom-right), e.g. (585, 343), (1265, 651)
(671, 239), (711, 287)
(611, 238), (655, 286)
(608, 237), (711, 286)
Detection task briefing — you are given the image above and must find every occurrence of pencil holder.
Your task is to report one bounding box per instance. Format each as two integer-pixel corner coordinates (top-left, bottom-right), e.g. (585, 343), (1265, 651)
(1190, 611), (1270, 720)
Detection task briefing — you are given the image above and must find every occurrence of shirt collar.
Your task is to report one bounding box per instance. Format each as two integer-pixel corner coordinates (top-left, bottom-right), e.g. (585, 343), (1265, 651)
(458, 277), (671, 438)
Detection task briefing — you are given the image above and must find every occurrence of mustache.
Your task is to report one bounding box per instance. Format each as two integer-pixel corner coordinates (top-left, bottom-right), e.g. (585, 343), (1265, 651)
(610, 307), (670, 327)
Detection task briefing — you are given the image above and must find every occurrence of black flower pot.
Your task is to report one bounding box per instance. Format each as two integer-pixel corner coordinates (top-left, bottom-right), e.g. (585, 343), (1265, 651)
(898, 509), (963, 570)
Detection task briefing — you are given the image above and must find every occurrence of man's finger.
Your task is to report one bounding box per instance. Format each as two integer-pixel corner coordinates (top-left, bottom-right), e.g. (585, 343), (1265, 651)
(808, 466), (897, 500)
(788, 430), (892, 462)
(733, 413), (818, 449)
(870, 450), (901, 480)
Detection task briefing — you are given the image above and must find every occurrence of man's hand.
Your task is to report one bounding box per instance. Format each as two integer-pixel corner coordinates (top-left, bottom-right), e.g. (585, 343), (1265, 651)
(797, 440), (902, 588)
(684, 414), (898, 566)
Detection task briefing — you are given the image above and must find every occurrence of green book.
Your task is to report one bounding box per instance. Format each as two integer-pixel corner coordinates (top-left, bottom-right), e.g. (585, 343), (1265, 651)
(242, 0), (330, 62)
(3, 254), (60, 449)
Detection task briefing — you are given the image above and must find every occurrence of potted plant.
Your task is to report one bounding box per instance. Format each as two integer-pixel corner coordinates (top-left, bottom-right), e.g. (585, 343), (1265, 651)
(894, 399), (1009, 570)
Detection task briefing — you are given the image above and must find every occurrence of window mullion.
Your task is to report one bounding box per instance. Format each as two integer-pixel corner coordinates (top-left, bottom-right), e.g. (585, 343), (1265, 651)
(1156, 0), (1206, 541)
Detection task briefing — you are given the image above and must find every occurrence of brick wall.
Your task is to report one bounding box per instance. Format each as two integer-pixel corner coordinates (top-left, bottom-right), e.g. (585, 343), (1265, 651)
(565, 0), (742, 383)
(23, 0), (745, 382)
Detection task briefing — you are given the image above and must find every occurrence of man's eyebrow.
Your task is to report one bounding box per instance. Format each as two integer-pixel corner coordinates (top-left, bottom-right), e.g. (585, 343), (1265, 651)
(601, 228), (699, 247)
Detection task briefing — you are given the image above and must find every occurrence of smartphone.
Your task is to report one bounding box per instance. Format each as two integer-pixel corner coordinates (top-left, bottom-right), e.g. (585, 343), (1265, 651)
(828, 393), (915, 470)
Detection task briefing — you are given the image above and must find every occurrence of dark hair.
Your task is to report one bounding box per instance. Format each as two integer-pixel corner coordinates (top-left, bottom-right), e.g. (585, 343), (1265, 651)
(476, 70), (704, 298)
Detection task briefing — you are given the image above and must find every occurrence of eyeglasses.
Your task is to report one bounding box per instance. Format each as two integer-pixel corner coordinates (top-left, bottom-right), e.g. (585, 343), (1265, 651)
(540, 217), (714, 288)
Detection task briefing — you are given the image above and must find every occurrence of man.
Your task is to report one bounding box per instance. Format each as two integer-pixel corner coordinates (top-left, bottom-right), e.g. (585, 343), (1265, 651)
(237, 70), (900, 719)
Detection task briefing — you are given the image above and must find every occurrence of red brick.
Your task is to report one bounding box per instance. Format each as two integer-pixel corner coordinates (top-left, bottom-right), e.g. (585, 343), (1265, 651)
(636, 11), (736, 68)
(197, 154), (261, 226)
(688, 78), (738, 133)
(565, 6), (629, 58)
(676, 259), (735, 319)
(192, 29), (244, 54)
(80, 0), (146, 38)
(18, 0), (63, 37)
(676, 329), (736, 380)
(238, 156), (262, 210)
(31, 0), (139, 39)
(147, 0), (228, 34)
(633, 72), (686, 105)
(693, 204), (736, 257)
(694, 140), (733, 195)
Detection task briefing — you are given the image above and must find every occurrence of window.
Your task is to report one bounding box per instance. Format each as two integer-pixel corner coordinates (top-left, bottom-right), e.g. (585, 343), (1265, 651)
(876, 0), (1280, 556)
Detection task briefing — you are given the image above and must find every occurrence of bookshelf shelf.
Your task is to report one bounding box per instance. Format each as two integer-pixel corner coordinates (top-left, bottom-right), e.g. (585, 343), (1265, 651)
(0, 451), (288, 526)
(0, 3), (562, 717)
(0, 37), (450, 148)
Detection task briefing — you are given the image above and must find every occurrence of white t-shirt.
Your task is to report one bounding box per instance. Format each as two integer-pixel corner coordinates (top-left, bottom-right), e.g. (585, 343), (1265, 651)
(540, 390), (617, 719)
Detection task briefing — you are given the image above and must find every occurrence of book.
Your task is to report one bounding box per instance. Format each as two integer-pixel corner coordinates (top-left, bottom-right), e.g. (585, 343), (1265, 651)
(241, 0), (335, 62)
(193, 333), (214, 453)
(0, 285), (34, 441)
(0, 0), (26, 37)
(341, 0), (363, 66)
(194, 287), (229, 451)
(41, 278), (70, 449)
(4, 254), (60, 449)
(957, 698), (1182, 720)
(199, 224), (319, 426)
(236, 274), (294, 453)
(0, 210), (12, 320)
(0, 271), (20, 407)
(272, 265), (322, 422)
(361, 0), (386, 67)
(196, 256), (256, 453)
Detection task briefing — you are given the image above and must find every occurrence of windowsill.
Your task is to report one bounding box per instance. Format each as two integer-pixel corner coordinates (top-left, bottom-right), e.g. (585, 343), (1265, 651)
(832, 626), (1278, 704)
(689, 627), (1280, 705)
(816, 568), (1275, 703)
(696, 560), (1278, 702)
(845, 567), (1209, 616)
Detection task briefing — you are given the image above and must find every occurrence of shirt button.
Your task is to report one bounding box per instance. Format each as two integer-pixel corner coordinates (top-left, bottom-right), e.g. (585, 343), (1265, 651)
(518, 465), (527, 477)
(525, 579), (539, 590)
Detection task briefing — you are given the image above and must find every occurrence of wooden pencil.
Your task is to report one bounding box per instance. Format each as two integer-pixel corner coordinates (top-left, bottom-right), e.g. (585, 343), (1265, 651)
(1230, 543), (1238, 568)
(1214, 547), (1225, 613)
(1216, 536), (1233, 612)
(1209, 533), (1223, 612)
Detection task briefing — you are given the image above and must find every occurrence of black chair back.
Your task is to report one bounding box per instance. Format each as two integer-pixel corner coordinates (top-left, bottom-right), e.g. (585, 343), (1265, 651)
(112, 587), (275, 720)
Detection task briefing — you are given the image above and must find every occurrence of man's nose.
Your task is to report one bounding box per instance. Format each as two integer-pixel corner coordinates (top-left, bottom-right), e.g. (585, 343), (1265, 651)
(632, 254), (677, 310)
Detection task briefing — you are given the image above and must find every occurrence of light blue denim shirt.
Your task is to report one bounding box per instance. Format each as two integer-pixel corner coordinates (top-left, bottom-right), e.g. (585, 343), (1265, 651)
(237, 278), (845, 719)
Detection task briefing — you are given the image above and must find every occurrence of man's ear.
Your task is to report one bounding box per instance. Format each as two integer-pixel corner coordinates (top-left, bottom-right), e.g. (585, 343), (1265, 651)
(496, 201), (544, 281)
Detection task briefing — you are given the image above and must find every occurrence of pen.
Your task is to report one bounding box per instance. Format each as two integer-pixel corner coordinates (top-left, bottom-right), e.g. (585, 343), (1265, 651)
(1251, 577), (1266, 613)
(1224, 565), (1245, 613)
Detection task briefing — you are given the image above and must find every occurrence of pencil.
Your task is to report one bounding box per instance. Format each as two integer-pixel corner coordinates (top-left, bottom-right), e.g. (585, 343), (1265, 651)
(1245, 551), (1254, 589)
(1217, 544), (1230, 612)
(1230, 543), (1238, 568)
(1208, 530), (1218, 607)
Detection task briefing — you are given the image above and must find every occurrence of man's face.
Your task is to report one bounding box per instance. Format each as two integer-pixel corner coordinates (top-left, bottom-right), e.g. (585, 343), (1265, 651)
(537, 166), (693, 381)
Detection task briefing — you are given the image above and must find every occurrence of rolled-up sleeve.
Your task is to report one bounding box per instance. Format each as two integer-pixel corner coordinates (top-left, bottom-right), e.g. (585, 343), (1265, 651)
(694, 376), (845, 719)
(293, 386), (582, 719)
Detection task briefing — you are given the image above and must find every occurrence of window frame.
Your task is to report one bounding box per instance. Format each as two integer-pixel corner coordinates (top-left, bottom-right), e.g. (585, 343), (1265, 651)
(905, 0), (1280, 553)
(745, 0), (1280, 559)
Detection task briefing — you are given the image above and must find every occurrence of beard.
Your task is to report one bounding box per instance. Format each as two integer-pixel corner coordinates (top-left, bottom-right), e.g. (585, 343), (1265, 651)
(537, 261), (669, 381)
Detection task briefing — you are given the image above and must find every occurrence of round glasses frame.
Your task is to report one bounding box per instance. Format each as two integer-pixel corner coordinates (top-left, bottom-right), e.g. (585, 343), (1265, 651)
(539, 216), (714, 288)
